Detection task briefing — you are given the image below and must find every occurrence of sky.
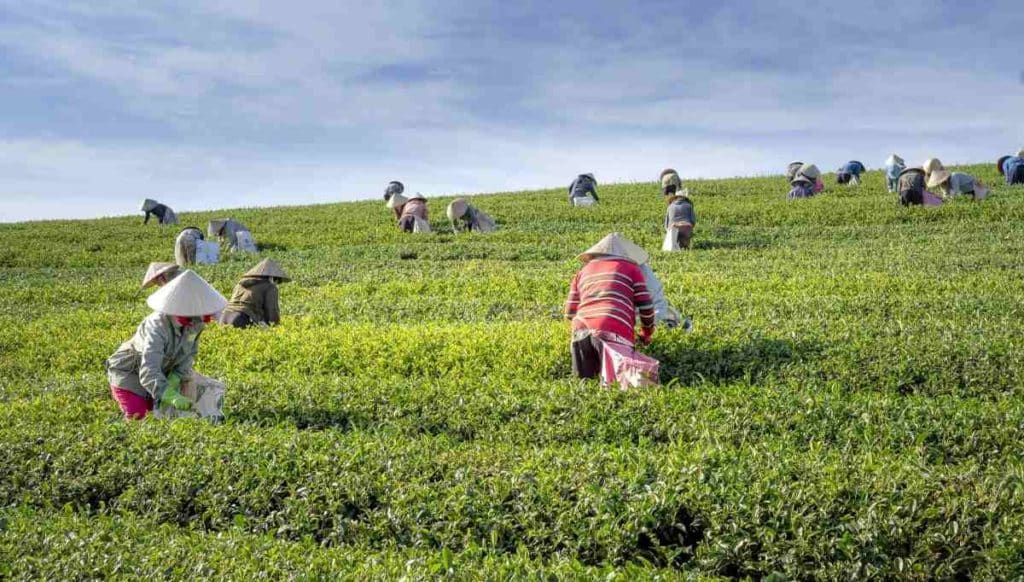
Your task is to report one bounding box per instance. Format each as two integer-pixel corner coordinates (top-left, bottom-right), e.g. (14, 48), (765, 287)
(1, 0), (1022, 222)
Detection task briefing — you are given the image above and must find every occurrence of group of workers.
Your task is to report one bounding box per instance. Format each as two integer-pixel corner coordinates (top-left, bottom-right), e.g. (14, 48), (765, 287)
(383, 180), (497, 233)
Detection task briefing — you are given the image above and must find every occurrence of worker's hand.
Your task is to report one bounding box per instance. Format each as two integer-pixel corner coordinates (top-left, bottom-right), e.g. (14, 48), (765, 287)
(161, 385), (193, 411)
(638, 331), (653, 346)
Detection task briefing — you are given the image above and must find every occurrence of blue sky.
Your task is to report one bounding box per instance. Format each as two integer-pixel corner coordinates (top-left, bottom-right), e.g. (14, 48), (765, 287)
(1, 0), (1022, 222)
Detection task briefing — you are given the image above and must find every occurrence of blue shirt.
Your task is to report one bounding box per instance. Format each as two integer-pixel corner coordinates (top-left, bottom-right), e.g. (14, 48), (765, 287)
(1003, 157), (1024, 184)
(838, 161), (866, 176)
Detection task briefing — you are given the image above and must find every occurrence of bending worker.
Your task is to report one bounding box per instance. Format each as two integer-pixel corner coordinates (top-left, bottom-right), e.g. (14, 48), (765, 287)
(568, 173), (599, 206)
(220, 258), (290, 328)
(565, 233), (656, 379)
(998, 151), (1024, 185)
(664, 187), (696, 249)
(174, 226), (205, 266)
(106, 270), (226, 420)
(141, 198), (178, 225)
(885, 154), (906, 193)
(836, 160), (866, 186)
(208, 218), (255, 252)
(447, 198), (497, 233)
(928, 169), (988, 201)
(388, 191), (430, 232)
(795, 163), (824, 193)
(788, 164), (821, 199)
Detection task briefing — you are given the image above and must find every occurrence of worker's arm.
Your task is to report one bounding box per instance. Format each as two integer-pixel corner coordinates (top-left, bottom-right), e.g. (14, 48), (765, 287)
(143, 211), (151, 224)
(265, 284), (281, 325)
(632, 269), (656, 342)
(138, 318), (170, 400)
(564, 273), (581, 319)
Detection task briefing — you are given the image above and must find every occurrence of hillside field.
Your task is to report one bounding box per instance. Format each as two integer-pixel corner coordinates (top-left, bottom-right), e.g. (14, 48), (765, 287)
(3, 164), (1024, 579)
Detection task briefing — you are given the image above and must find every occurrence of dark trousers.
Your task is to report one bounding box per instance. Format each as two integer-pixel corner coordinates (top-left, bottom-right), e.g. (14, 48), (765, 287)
(1009, 165), (1024, 185)
(571, 333), (605, 379)
(675, 223), (693, 249)
(220, 310), (253, 329)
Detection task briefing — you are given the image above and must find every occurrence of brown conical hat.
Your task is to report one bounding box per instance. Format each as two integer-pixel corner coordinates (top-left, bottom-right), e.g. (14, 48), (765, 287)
(927, 169), (952, 189)
(243, 258), (290, 281)
(447, 198), (469, 221)
(997, 155), (1011, 176)
(578, 232), (649, 265)
(922, 158), (943, 175)
(141, 262), (180, 289)
(146, 270), (227, 317)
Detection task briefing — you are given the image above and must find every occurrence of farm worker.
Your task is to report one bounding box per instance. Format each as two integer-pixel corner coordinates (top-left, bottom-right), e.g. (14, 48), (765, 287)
(447, 198), (497, 233)
(927, 169), (988, 201)
(999, 153), (1024, 185)
(785, 161), (804, 183)
(885, 154), (905, 193)
(922, 158), (944, 183)
(384, 180), (404, 202)
(664, 188), (696, 249)
(660, 168), (687, 196)
(106, 270), (227, 420)
(219, 259), (290, 328)
(209, 218), (255, 252)
(565, 233), (656, 379)
(896, 167), (942, 206)
(141, 198), (178, 225)
(389, 192), (430, 233)
(787, 174), (817, 200)
(835, 161), (866, 186)
(795, 163), (824, 193)
(174, 226), (205, 266)
(141, 262), (181, 290)
(568, 173), (599, 206)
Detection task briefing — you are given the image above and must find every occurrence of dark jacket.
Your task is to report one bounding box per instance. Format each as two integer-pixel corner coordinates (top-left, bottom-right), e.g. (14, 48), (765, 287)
(224, 277), (280, 325)
(568, 175), (598, 202)
(144, 204), (169, 224)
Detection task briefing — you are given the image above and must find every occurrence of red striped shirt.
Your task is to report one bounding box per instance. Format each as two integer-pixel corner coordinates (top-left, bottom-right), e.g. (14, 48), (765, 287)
(565, 258), (655, 342)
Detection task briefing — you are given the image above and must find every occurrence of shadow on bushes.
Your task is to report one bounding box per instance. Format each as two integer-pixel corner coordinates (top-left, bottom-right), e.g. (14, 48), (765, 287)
(238, 404), (369, 431)
(650, 336), (820, 385)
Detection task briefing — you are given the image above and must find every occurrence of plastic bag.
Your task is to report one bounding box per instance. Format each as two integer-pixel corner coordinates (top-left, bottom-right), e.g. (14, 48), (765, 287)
(572, 196), (596, 207)
(234, 230), (258, 253)
(196, 240), (220, 264)
(600, 342), (660, 390)
(153, 372), (225, 421)
(412, 217), (432, 233)
(662, 227), (679, 252)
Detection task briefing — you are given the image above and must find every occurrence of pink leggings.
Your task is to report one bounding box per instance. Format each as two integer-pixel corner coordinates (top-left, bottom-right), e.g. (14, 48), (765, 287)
(110, 386), (152, 420)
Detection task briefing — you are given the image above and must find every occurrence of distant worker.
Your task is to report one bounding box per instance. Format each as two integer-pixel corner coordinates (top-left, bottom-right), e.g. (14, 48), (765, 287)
(384, 180), (404, 202)
(388, 191), (430, 233)
(209, 219), (256, 253)
(998, 150), (1024, 185)
(663, 187), (696, 249)
(106, 270), (227, 420)
(219, 259), (290, 328)
(785, 161), (804, 183)
(795, 163), (824, 193)
(896, 167), (941, 206)
(788, 164), (821, 200)
(141, 198), (178, 225)
(565, 233), (656, 379)
(922, 158), (944, 183)
(447, 198), (497, 233)
(835, 160), (866, 186)
(141, 262), (181, 290)
(884, 154), (906, 193)
(568, 173), (599, 206)
(928, 169), (988, 201)
(174, 226), (205, 266)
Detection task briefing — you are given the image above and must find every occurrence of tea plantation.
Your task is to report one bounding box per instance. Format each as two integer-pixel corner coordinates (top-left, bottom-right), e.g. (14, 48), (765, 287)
(2, 164), (1024, 579)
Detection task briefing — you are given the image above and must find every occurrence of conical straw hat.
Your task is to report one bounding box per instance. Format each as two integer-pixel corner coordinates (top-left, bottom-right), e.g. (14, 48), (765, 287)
(386, 192), (408, 209)
(922, 158), (943, 175)
(927, 169), (952, 189)
(447, 198), (469, 221)
(885, 154), (904, 166)
(408, 192), (426, 201)
(244, 258), (290, 281)
(659, 168), (678, 180)
(146, 270), (227, 317)
(798, 163), (820, 180)
(898, 167), (925, 179)
(578, 233), (649, 265)
(997, 155), (1011, 176)
(141, 262), (180, 289)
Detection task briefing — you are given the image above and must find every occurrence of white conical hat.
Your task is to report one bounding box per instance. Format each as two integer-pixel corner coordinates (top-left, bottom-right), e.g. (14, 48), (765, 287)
(408, 191), (426, 201)
(447, 198), (469, 221)
(141, 262), (180, 289)
(146, 270), (227, 317)
(797, 163), (820, 180)
(578, 233), (649, 265)
(244, 258), (290, 281)
(386, 193), (408, 209)
(141, 198), (159, 212)
(927, 169), (952, 189)
(922, 158), (943, 175)
(885, 154), (904, 166)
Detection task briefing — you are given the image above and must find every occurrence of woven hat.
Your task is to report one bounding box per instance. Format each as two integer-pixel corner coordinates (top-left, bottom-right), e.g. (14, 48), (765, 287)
(141, 262), (180, 289)
(661, 171), (682, 190)
(885, 154), (904, 167)
(927, 169), (952, 189)
(141, 198), (159, 212)
(146, 270), (227, 317)
(922, 158), (943, 175)
(997, 155), (1011, 176)
(797, 163), (821, 180)
(659, 168), (678, 181)
(244, 258), (290, 282)
(447, 198), (469, 221)
(408, 192), (426, 201)
(578, 232), (649, 265)
(386, 192), (408, 209)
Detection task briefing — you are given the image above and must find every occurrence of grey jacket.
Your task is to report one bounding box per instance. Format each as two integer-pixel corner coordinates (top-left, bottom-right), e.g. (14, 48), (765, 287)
(947, 172), (977, 196)
(174, 227), (204, 266)
(665, 198), (696, 228)
(106, 313), (204, 401)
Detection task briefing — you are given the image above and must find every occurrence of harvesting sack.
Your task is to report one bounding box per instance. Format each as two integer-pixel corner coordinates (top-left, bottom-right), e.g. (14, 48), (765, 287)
(412, 217), (432, 233)
(153, 372), (225, 421)
(600, 341), (660, 390)
(573, 195), (596, 207)
(662, 227), (679, 251)
(234, 230), (258, 253)
(196, 240), (220, 264)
